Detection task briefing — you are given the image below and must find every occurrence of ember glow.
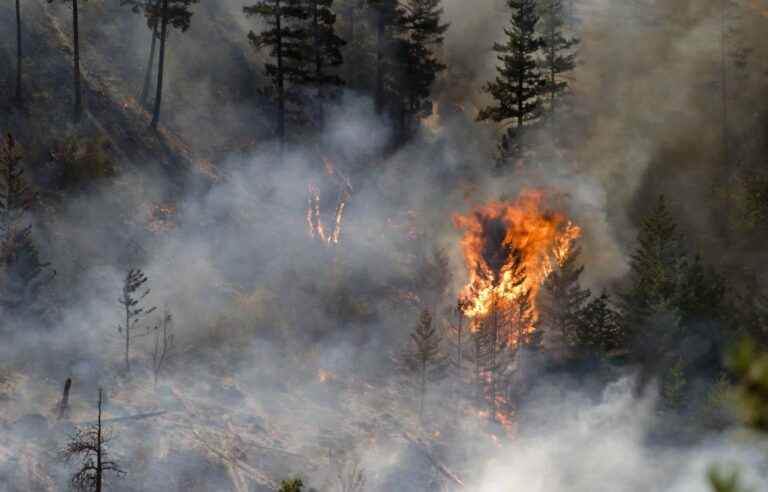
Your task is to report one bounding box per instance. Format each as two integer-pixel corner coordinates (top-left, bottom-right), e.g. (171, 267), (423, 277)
(453, 190), (581, 320)
(306, 157), (352, 246)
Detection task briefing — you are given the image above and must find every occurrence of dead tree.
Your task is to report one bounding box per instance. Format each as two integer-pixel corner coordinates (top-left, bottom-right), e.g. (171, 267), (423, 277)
(334, 454), (366, 492)
(150, 306), (174, 385)
(63, 388), (125, 491)
(117, 268), (156, 374)
(57, 378), (72, 420)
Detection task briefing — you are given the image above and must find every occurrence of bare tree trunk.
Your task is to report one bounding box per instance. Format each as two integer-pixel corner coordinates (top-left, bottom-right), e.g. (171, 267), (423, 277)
(140, 14), (160, 107)
(275, 0), (286, 153)
(375, 11), (385, 115)
(124, 301), (131, 374)
(73, 0), (83, 122)
(96, 388), (103, 492)
(15, 0), (22, 104)
(419, 360), (426, 419)
(151, 0), (169, 129)
(58, 378), (72, 420)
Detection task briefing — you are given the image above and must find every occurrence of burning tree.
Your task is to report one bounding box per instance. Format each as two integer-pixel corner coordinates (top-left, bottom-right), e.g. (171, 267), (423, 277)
(117, 268), (157, 374)
(452, 189), (580, 420)
(63, 389), (125, 491)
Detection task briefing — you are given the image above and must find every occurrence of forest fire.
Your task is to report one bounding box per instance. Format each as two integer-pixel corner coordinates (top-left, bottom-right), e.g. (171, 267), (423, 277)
(453, 190), (581, 322)
(306, 157), (352, 246)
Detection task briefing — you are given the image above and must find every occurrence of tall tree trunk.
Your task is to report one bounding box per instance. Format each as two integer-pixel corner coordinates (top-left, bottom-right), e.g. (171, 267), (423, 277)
(124, 303), (131, 373)
(73, 0), (83, 122)
(140, 15), (160, 107)
(151, 0), (170, 129)
(275, 0), (286, 151)
(58, 378), (72, 420)
(96, 389), (103, 492)
(419, 360), (426, 419)
(15, 0), (22, 103)
(375, 10), (385, 115)
(313, 0), (324, 127)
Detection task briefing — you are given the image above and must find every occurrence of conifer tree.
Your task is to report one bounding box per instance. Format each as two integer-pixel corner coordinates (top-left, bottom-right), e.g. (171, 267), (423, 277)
(574, 291), (624, 354)
(537, 244), (590, 353)
(63, 389), (125, 491)
(540, 0), (578, 121)
(0, 135), (52, 314)
(477, 0), (545, 162)
(621, 195), (686, 328)
(147, 0), (198, 129)
(48, 0), (86, 121)
(121, 0), (162, 107)
(117, 268), (156, 374)
(367, 0), (400, 115)
(245, 0), (310, 148)
(307, 0), (346, 126)
(402, 309), (445, 418)
(393, 0), (448, 140)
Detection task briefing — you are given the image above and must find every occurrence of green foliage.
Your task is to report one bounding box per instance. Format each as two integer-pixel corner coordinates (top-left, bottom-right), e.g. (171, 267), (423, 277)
(708, 466), (753, 492)
(539, 0), (578, 119)
(725, 338), (768, 432)
(537, 244), (590, 352)
(278, 478), (304, 492)
(661, 357), (687, 410)
(403, 309), (446, 417)
(574, 291), (625, 354)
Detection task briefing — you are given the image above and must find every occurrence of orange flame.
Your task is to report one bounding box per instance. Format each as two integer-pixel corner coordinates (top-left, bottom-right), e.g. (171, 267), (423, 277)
(307, 157), (352, 246)
(453, 189), (581, 321)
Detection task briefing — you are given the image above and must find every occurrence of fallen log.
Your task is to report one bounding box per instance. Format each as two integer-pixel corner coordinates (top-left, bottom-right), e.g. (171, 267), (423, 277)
(400, 432), (465, 489)
(79, 410), (167, 426)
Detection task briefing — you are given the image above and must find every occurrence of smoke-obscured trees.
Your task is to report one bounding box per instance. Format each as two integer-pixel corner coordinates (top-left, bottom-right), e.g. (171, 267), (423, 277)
(391, 0), (448, 142)
(539, 0), (578, 123)
(146, 0), (198, 129)
(150, 306), (175, 385)
(402, 309), (446, 419)
(307, 0), (346, 126)
(63, 389), (125, 492)
(478, 0), (545, 164)
(117, 268), (156, 374)
(47, 0), (85, 121)
(14, 0), (22, 103)
(0, 135), (52, 316)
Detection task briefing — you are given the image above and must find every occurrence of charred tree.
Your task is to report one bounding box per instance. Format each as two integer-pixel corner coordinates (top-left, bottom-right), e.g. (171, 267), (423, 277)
(63, 389), (125, 491)
(58, 378), (73, 420)
(117, 268), (156, 374)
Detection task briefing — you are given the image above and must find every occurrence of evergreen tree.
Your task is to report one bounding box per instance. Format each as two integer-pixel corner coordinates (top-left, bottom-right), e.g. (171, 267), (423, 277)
(245, 0), (310, 148)
(574, 291), (624, 354)
(121, 0), (162, 107)
(477, 0), (545, 163)
(540, 0), (578, 122)
(367, 0), (400, 115)
(0, 135), (52, 314)
(306, 0), (346, 126)
(147, 0), (198, 129)
(48, 0), (85, 121)
(402, 309), (445, 418)
(621, 195), (686, 328)
(117, 268), (156, 374)
(393, 0), (448, 140)
(537, 244), (590, 353)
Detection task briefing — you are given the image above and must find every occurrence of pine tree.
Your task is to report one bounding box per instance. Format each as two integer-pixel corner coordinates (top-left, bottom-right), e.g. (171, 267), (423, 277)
(306, 0), (346, 127)
(121, 0), (162, 107)
(537, 244), (590, 353)
(368, 0), (400, 115)
(63, 389), (125, 491)
(393, 0), (448, 140)
(621, 195), (686, 328)
(48, 0), (85, 121)
(147, 0), (198, 129)
(477, 0), (545, 163)
(117, 269), (156, 374)
(574, 291), (624, 355)
(540, 0), (578, 122)
(402, 309), (445, 418)
(0, 135), (52, 314)
(245, 0), (310, 148)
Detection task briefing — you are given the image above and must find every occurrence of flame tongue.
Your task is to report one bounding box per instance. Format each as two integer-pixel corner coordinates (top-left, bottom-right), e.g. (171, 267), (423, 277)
(453, 189), (581, 320)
